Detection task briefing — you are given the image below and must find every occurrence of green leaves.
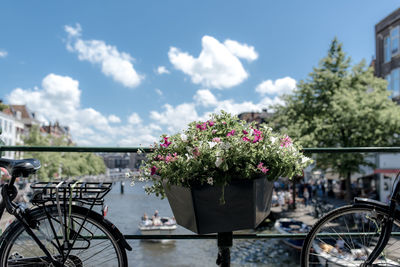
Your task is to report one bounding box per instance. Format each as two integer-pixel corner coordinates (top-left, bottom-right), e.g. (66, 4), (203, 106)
(142, 111), (312, 198)
(271, 38), (400, 179)
(23, 125), (106, 181)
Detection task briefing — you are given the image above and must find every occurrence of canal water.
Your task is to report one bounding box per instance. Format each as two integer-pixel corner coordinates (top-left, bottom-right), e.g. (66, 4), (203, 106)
(104, 181), (298, 267)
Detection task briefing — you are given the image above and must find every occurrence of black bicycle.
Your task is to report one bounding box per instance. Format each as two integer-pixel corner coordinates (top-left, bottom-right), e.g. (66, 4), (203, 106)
(0, 157), (131, 266)
(301, 172), (400, 266)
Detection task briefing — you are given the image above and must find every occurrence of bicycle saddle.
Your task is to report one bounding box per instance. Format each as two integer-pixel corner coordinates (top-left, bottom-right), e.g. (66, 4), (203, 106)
(0, 158), (41, 177)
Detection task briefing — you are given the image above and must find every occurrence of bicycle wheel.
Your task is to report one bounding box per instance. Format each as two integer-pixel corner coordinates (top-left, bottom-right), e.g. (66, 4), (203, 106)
(0, 205), (128, 267)
(301, 205), (400, 266)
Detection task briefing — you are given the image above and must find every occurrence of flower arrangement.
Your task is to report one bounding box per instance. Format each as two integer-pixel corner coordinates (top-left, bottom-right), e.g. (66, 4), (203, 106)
(141, 111), (312, 201)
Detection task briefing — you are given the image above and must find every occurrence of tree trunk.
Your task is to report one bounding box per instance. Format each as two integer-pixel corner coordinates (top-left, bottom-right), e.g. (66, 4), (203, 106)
(289, 178), (296, 210)
(345, 171), (352, 202)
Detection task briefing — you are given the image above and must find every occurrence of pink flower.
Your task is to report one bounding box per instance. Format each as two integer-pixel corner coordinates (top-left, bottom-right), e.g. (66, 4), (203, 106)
(226, 130), (235, 137)
(257, 162), (269, 174)
(252, 128), (263, 143)
(150, 166), (158, 175)
(253, 129), (262, 135)
(253, 134), (263, 143)
(242, 137), (250, 142)
(160, 137), (172, 148)
(212, 137), (221, 143)
(280, 135), (292, 147)
(196, 122), (207, 131)
(165, 153), (178, 163)
(212, 129), (217, 134)
(153, 154), (164, 161)
(193, 147), (200, 157)
(207, 121), (215, 127)
(242, 130), (248, 135)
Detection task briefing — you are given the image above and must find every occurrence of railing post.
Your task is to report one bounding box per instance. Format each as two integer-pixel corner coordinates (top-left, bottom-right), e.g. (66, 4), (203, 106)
(120, 181), (124, 194)
(216, 232), (232, 267)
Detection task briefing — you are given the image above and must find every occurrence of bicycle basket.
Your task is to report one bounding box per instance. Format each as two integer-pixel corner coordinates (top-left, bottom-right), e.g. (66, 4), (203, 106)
(30, 181), (112, 205)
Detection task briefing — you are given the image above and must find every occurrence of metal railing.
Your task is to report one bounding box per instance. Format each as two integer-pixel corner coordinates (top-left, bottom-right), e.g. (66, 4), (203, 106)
(1, 145), (400, 242)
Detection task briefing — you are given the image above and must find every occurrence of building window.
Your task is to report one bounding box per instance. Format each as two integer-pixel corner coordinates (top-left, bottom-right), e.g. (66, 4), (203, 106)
(391, 26), (400, 56)
(393, 68), (400, 97)
(386, 74), (392, 93)
(386, 68), (400, 98)
(385, 35), (391, 62)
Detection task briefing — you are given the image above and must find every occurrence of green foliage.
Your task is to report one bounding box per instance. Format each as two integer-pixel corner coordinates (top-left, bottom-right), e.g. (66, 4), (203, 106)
(0, 103), (8, 112)
(142, 111), (312, 199)
(23, 125), (106, 181)
(271, 38), (400, 178)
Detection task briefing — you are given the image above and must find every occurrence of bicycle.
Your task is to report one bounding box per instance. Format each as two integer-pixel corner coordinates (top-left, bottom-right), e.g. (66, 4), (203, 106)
(301, 171), (400, 266)
(0, 157), (132, 266)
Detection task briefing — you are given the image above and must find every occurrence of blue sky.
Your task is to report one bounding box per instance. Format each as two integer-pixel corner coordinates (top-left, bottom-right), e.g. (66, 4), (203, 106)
(0, 1), (399, 146)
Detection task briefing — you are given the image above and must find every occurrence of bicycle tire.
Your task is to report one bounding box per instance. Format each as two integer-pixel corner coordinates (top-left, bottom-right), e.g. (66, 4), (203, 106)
(0, 205), (128, 267)
(301, 204), (400, 266)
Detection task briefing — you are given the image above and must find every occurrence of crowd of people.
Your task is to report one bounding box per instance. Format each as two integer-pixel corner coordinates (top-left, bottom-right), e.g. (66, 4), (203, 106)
(271, 179), (328, 209)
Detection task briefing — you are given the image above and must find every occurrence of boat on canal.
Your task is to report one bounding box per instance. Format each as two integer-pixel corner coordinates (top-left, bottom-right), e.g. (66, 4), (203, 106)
(274, 218), (310, 251)
(139, 212), (177, 235)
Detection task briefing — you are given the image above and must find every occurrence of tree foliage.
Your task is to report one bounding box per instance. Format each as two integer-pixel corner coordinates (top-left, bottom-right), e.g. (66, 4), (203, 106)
(23, 125), (106, 181)
(270, 38), (400, 198)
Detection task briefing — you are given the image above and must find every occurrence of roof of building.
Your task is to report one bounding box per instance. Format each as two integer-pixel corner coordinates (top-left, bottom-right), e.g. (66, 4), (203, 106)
(375, 7), (400, 33)
(3, 105), (35, 120)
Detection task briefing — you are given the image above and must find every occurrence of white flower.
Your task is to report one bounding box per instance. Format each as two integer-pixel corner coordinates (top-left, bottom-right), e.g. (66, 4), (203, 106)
(125, 172), (130, 178)
(185, 153), (193, 161)
(215, 157), (223, 167)
(180, 133), (187, 142)
(301, 156), (311, 164)
(269, 136), (277, 144)
(208, 141), (217, 149)
(207, 177), (214, 185)
(137, 149), (143, 155)
(220, 142), (231, 150)
(250, 129), (254, 135)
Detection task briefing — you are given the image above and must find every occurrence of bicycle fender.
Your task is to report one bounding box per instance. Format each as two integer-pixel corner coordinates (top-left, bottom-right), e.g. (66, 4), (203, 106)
(353, 197), (390, 211)
(102, 219), (132, 251)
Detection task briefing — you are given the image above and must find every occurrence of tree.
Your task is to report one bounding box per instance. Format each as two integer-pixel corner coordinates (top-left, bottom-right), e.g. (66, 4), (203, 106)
(271, 38), (400, 201)
(23, 125), (106, 181)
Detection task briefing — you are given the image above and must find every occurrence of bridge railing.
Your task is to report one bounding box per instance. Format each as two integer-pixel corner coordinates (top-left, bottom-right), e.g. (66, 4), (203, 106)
(1, 145), (400, 242)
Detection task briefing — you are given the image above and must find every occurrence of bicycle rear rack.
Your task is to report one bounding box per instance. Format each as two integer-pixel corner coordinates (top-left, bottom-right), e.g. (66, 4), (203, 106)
(30, 181), (112, 206)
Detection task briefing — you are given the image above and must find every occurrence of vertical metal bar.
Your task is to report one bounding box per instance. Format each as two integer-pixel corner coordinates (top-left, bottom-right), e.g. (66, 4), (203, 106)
(216, 232), (232, 267)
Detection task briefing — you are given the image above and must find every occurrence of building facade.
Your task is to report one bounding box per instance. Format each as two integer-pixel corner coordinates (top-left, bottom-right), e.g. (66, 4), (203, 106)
(0, 111), (16, 158)
(375, 7), (400, 102)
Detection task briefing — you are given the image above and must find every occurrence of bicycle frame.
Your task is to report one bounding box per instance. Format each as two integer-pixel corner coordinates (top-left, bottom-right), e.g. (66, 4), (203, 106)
(0, 174), (64, 266)
(351, 171), (400, 266)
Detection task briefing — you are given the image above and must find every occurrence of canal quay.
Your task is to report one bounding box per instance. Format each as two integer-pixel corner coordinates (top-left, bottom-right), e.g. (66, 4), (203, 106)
(0, 178), (347, 267)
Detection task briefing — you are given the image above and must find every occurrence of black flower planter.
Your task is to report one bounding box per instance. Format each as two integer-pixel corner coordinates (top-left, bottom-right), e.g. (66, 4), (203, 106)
(163, 176), (273, 234)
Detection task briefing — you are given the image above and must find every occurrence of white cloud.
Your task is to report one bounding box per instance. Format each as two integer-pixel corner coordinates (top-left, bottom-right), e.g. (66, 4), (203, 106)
(108, 114), (121, 123)
(193, 89), (218, 107)
(255, 77), (296, 96)
(0, 50), (8, 58)
(157, 66), (170, 75)
(65, 23), (143, 88)
(223, 40), (258, 62)
(6, 73), (159, 146)
(168, 35), (256, 89)
(128, 112), (142, 124)
(150, 103), (201, 133)
(155, 88), (163, 96)
(149, 83), (289, 134)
